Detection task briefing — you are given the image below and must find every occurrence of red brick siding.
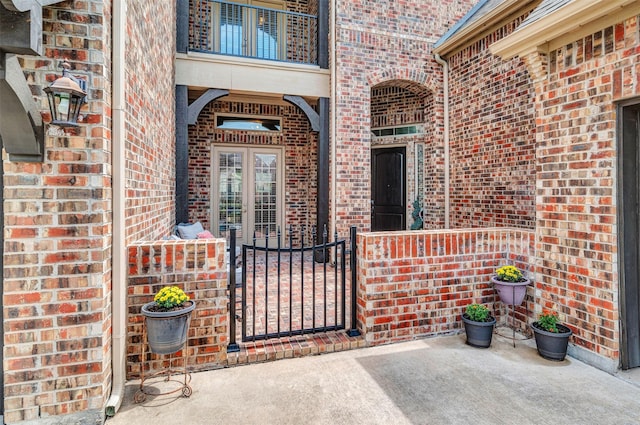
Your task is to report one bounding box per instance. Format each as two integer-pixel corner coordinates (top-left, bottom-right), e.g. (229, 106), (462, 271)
(124, 2), (177, 243)
(532, 15), (640, 361)
(447, 14), (536, 230)
(420, 91), (447, 229)
(357, 228), (535, 344)
(3, 2), (113, 423)
(126, 239), (228, 378)
(334, 0), (475, 235)
(188, 100), (318, 242)
(371, 85), (425, 128)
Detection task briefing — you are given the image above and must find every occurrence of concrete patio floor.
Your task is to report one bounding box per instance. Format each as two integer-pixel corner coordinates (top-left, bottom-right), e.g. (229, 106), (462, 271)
(107, 333), (640, 425)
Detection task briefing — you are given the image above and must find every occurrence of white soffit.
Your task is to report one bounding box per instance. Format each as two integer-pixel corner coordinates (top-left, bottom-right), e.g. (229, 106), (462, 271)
(176, 53), (330, 99)
(490, 0), (640, 59)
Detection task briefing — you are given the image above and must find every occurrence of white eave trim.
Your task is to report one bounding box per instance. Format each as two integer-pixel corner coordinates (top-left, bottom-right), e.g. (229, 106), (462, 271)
(490, 0), (639, 60)
(433, 0), (538, 57)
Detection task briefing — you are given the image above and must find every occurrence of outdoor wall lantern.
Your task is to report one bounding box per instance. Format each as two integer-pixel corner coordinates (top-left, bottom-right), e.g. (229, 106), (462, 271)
(44, 61), (87, 127)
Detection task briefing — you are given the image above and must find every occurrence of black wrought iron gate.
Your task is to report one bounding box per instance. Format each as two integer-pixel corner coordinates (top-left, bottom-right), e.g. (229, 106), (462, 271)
(228, 226), (358, 349)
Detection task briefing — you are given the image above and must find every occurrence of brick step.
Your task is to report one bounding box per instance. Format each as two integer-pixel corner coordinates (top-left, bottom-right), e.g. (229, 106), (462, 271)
(226, 331), (366, 366)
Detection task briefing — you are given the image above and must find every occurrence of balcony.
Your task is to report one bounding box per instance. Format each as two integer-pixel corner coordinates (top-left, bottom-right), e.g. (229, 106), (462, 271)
(190, 0), (319, 66)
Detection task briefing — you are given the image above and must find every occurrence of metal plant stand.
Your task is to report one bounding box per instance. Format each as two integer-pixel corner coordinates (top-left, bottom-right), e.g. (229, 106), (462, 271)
(134, 317), (192, 403)
(493, 282), (530, 348)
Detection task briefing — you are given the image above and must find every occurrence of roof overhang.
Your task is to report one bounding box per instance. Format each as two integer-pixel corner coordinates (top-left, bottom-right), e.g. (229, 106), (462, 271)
(491, 0), (640, 60)
(433, 0), (539, 57)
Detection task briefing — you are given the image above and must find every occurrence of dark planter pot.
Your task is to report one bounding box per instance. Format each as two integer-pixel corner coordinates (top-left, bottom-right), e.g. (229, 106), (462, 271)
(531, 322), (572, 361)
(491, 276), (530, 306)
(462, 314), (496, 348)
(141, 300), (195, 354)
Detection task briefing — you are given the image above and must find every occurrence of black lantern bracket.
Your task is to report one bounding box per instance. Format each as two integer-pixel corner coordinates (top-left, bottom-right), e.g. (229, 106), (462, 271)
(44, 60), (87, 128)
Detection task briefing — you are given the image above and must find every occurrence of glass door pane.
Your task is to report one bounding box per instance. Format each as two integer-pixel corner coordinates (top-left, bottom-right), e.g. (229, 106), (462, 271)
(252, 153), (278, 242)
(218, 1), (244, 55)
(217, 151), (244, 241)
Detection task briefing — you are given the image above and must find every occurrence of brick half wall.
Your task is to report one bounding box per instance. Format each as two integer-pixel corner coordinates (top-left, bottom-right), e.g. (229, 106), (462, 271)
(126, 239), (228, 378)
(356, 228), (535, 345)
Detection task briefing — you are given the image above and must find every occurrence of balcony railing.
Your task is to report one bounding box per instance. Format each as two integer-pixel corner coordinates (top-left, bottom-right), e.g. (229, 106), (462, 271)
(190, 0), (318, 65)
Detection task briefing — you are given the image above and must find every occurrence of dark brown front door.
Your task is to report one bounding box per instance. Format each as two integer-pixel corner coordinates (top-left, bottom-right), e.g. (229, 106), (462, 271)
(619, 100), (640, 369)
(371, 147), (406, 231)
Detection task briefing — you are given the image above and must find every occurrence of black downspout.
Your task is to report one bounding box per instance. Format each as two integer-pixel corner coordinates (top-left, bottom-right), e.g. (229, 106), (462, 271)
(175, 85), (189, 224)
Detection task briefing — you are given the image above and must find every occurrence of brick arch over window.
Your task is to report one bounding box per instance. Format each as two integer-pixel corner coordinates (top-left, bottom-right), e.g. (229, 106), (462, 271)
(367, 67), (437, 96)
(370, 81), (427, 129)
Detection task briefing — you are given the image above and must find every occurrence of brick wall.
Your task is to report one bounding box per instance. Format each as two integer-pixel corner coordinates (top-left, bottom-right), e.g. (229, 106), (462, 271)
(126, 228), (535, 367)
(357, 228), (535, 344)
(125, 1), (177, 243)
(4, 0), (176, 422)
(3, 2), (113, 423)
(371, 85), (425, 128)
(530, 15), (640, 364)
(334, 0), (475, 235)
(447, 13), (536, 230)
(188, 100), (317, 242)
(127, 239), (228, 378)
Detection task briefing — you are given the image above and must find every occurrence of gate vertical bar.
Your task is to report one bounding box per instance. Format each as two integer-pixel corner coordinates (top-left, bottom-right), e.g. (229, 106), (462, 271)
(334, 229), (339, 327)
(242, 244), (247, 342)
(348, 226), (360, 336)
(340, 235), (346, 328)
(312, 227), (317, 332)
(252, 232), (257, 341)
(288, 225), (293, 336)
(322, 225), (327, 328)
(277, 228), (281, 335)
(300, 228), (305, 334)
(228, 229), (239, 352)
(264, 232), (269, 337)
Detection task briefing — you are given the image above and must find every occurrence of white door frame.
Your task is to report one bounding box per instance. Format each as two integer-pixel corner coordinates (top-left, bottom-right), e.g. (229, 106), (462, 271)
(211, 144), (284, 246)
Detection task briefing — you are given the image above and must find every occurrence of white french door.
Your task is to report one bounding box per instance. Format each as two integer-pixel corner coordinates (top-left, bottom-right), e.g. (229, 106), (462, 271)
(212, 145), (284, 246)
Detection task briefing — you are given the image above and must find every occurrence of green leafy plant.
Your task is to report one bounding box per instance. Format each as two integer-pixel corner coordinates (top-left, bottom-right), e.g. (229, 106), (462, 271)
(465, 303), (491, 322)
(154, 286), (190, 310)
(536, 311), (559, 333)
(495, 265), (524, 282)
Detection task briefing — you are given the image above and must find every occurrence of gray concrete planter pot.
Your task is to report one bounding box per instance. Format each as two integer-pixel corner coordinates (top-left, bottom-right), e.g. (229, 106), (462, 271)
(531, 322), (572, 361)
(141, 300), (195, 355)
(462, 314), (496, 348)
(491, 276), (530, 306)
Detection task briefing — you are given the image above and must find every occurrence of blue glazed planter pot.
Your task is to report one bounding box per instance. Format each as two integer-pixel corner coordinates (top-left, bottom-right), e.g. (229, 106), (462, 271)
(462, 314), (496, 348)
(142, 300), (195, 355)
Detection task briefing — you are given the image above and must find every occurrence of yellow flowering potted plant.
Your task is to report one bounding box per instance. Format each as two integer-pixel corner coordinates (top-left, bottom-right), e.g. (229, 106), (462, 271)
(461, 303), (496, 348)
(491, 265), (530, 306)
(531, 310), (572, 361)
(141, 286), (195, 354)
